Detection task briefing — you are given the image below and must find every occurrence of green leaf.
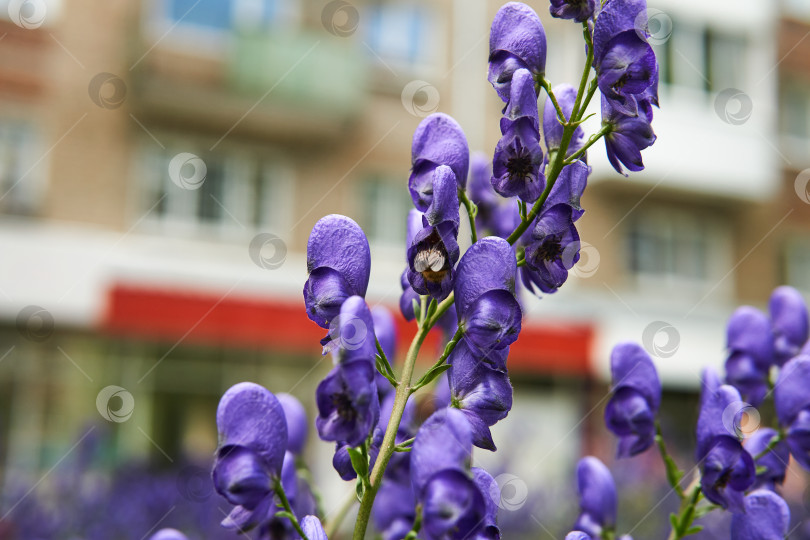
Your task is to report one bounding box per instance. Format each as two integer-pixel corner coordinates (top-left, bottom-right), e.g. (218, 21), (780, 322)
(755, 465), (768, 475)
(347, 446), (368, 479)
(685, 525), (704, 536)
(274, 511), (296, 520)
(411, 363), (452, 392)
(375, 356), (398, 387)
(669, 513), (680, 532)
(426, 298), (438, 321)
(355, 477), (365, 502)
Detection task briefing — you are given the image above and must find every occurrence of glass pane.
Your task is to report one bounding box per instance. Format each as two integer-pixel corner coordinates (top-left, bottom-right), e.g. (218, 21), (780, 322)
(709, 31), (745, 91)
(168, 0), (232, 30)
(671, 23), (706, 90)
(197, 157), (225, 222)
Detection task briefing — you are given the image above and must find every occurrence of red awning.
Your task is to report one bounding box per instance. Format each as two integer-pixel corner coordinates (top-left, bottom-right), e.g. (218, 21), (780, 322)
(101, 284), (592, 376)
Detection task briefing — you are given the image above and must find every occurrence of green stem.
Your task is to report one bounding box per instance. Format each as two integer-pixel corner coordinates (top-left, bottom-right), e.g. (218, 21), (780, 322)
(274, 479), (309, 540)
(412, 327), (464, 394)
(353, 323), (431, 539)
(667, 477), (702, 540)
(753, 430), (785, 461)
(375, 336), (397, 381)
(538, 77), (567, 124)
(655, 421), (684, 498)
(459, 189), (479, 244)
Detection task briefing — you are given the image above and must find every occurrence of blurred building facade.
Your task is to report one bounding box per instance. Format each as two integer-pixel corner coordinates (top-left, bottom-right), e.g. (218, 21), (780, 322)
(0, 0), (806, 532)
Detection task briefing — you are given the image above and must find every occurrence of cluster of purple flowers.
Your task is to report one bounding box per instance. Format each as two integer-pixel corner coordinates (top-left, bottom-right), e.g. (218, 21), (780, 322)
(562, 286), (809, 539)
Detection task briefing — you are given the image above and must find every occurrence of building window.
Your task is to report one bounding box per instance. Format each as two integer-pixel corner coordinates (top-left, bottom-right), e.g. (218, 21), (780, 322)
(140, 142), (294, 237)
(784, 237), (810, 293)
(658, 19), (746, 93)
(360, 176), (413, 248)
(781, 78), (810, 138)
(783, 0), (810, 21)
(626, 209), (717, 285)
(0, 121), (41, 216)
(364, 3), (436, 71)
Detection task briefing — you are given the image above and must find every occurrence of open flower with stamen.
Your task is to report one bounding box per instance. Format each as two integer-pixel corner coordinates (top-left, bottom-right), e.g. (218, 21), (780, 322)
(492, 68), (545, 203)
(522, 204), (580, 294)
(407, 166), (460, 301)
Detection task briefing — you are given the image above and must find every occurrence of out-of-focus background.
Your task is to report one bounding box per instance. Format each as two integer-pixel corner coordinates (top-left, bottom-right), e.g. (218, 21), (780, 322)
(0, 0), (808, 537)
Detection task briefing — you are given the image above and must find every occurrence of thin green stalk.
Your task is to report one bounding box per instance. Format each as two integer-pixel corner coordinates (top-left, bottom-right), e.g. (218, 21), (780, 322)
(655, 421), (684, 498)
(753, 430), (785, 461)
(459, 189), (479, 244)
(274, 479), (309, 540)
(667, 477), (703, 540)
(538, 77), (567, 124)
(563, 125), (611, 166)
(353, 324), (431, 539)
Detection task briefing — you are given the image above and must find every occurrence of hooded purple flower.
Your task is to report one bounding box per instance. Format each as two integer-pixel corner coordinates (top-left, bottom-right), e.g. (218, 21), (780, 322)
(411, 409), (489, 540)
(448, 340), (513, 451)
(601, 94), (656, 175)
(574, 457), (617, 538)
(488, 2), (547, 103)
(543, 84), (585, 158)
(301, 515), (328, 540)
(769, 285), (809, 365)
(315, 359), (379, 448)
(604, 343), (661, 458)
(774, 354), (810, 470)
(455, 237), (522, 355)
(213, 382), (288, 531)
(695, 383), (755, 512)
(550, 0), (596, 23)
(322, 295), (378, 361)
(492, 68), (545, 203)
(729, 490), (790, 540)
(472, 467), (501, 540)
(565, 533), (592, 540)
(373, 479), (417, 540)
(724, 306), (774, 407)
(522, 204), (580, 294)
(409, 113), (469, 211)
(743, 428), (789, 490)
(592, 0), (657, 117)
(407, 166), (461, 301)
(276, 393), (308, 455)
(543, 160), (590, 222)
(304, 214), (371, 328)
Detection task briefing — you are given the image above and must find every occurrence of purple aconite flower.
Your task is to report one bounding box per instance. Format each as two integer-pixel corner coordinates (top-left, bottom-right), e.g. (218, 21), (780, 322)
(302, 515), (329, 540)
(574, 457), (617, 538)
(550, 0), (596, 23)
(488, 2), (547, 103)
(774, 354), (810, 470)
(543, 84), (585, 158)
(565, 533), (592, 540)
(592, 0), (657, 117)
(411, 408), (473, 492)
(276, 393), (308, 456)
(523, 204), (580, 294)
(455, 237), (522, 355)
(304, 214), (371, 328)
(604, 343), (661, 458)
(315, 359), (379, 448)
(729, 490), (790, 540)
(373, 479), (417, 540)
(407, 166), (460, 301)
(448, 340), (513, 450)
(492, 68), (545, 203)
(322, 295), (378, 360)
(409, 113), (469, 211)
(472, 467), (501, 539)
(743, 428), (789, 490)
(421, 469), (487, 540)
(601, 95), (656, 175)
(544, 160), (590, 222)
(696, 383), (755, 512)
(769, 285), (809, 365)
(724, 306), (773, 407)
(213, 382), (288, 530)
